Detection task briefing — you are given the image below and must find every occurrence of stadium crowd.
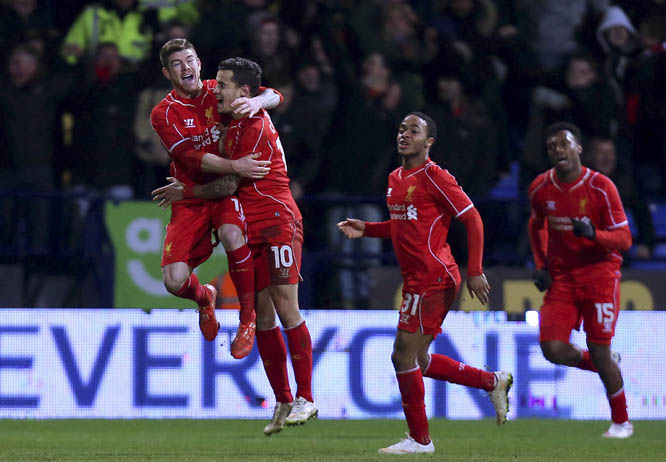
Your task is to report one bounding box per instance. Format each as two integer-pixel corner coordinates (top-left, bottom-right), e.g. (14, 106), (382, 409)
(1, 0), (665, 306)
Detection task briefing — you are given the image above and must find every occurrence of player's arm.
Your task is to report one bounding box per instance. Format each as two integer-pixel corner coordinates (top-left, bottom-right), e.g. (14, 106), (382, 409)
(151, 175), (240, 207)
(150, 108), (269, 178)
(571, 176), (632, 251)
(231, 87), (283, 116)
(528, 206), (551, 291)
(456, 206), (490, 305)
(337, 219), (391, 239)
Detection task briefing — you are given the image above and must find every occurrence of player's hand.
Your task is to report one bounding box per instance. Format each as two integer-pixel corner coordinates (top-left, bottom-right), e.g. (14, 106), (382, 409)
(466, 274), (490, 305)
(151, 177), (184, 208)
(337, 218), (365, 239)
(571, 218), (596, 240)
(232, 153), (271, 179)
(532, 267), (551, 292)
(231, 97), (261, 117)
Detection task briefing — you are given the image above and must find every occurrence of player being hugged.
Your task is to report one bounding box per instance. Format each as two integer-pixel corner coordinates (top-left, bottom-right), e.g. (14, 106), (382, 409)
(528, 122), (633, 438)
(338, 112), (512, 455)
(152, 57), (316, 435)
(150, 39), (280, 359)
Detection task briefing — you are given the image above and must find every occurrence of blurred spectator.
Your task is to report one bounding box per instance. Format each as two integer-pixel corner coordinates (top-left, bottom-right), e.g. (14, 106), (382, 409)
(60, 0), (159, 67)
(585, 136), (655, 259)
(522, 51), (619, 188)
(138, 0), (200, 26)
(505, 0), (609, 74)
(0, 0), (59, 64)
(626, 7), (666, 197)
(322, 51), (406, 307)
(596, 6), (641, 89)
(245, 16), (294, 87)
(66, 42), (142, 200)
(423, 69), (499, 200)
(272, 58), (337, 201)
(191, 0), (270, 77)
(0, 43), (74, 247)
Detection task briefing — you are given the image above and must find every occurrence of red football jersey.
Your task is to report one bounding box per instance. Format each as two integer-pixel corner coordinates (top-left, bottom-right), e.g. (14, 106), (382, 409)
(224, 109), (301, 225)
(528, 167), (628, 283)
(150, 79), (223, 193)
(387, 160), (474, 292)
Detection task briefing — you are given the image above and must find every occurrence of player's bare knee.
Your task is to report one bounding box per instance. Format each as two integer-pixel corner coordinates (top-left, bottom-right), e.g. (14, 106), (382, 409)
(217, 224), (244, 251)
(540, 341), (564, 364)
(163, 274), (186, 295)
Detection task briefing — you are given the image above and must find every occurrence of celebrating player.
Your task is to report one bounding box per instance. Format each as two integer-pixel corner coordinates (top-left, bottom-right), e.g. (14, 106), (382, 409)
(152, 57), (316, 435)
(337, 112), (512, 455)
(528, 122), (633, 438)
(150, 39), (279, 359)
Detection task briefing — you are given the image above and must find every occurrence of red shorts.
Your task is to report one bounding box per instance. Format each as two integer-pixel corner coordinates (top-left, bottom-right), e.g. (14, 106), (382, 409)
(397, 285), (459, 338)
(161, 197), (246, 268)
(539, 278), (620, 345)
(247, 219), (303, 291)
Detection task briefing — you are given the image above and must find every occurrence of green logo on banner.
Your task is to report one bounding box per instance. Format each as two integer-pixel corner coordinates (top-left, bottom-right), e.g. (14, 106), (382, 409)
(105, 201), (228, 308)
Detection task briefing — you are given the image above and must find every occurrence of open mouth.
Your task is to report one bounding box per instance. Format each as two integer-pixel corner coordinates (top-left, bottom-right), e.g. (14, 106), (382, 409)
(182, 73), (194, 83)
(398, 139), (409, 148)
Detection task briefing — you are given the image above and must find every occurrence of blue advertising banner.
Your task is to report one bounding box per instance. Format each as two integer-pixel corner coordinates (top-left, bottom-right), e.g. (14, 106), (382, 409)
(0, 310), (663, 419)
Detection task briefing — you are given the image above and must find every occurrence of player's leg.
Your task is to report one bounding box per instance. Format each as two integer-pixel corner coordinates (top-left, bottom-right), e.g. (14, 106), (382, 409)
(539, 281), (594, 369)
(216, 222), (256, 358)
(161, 203), (218, 340)
(581, 278), (632, 438)
(255, 288), (293, 435)
(415, 288), (512, 424)
(379, 329), (434, 454)
(213, 198), (256, 358)
(269, 283), (317, 425)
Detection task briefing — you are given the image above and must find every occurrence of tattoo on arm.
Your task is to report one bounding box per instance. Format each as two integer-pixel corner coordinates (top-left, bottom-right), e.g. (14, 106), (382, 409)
(195, 175), (240, 199)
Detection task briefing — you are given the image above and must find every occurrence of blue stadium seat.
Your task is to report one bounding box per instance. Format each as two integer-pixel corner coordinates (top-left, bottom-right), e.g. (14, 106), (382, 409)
(650, 202), (666, 239)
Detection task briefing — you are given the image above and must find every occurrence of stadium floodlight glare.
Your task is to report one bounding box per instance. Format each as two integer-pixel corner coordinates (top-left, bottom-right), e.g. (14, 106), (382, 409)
(525, 310), (539, 327)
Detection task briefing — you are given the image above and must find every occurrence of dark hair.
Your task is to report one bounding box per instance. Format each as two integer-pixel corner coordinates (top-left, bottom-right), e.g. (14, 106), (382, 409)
(217, 57), (262, 96)
(544, 121), (582, 145)
(406, 111), (438, 140)
(159, 38), (196, 67)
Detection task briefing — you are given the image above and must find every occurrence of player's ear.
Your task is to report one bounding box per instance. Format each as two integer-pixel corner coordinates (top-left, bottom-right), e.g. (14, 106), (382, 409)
(240, 84), (251, 97)
(426, 137), (435, 149)
(161, 67), (170, 80)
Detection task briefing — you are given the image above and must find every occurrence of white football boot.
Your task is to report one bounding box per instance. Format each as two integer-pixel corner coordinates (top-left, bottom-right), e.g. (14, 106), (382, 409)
(602, 421), (633, 439)
(488, 371), (513, 425)
(263, 402), (293, 436)
(285, 396), (318, 426)
(378, 433), (435, 454)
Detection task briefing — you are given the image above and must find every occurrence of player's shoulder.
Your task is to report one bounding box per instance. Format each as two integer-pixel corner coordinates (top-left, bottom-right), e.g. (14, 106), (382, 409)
(424, 161), (457, 183)
(586, 168), (616, 190)
(150, 94), (172, 122)
(528, 170), (552, 196)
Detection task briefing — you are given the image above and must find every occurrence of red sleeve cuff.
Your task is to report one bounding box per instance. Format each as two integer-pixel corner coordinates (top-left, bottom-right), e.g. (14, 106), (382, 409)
(364, 221), (391, 239)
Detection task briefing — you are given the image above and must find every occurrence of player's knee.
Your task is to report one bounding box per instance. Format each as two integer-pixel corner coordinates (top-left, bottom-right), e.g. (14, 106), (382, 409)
(163, 272), (187, 295)
(217, 224), (244, 251)
(540, 341), (563, 364)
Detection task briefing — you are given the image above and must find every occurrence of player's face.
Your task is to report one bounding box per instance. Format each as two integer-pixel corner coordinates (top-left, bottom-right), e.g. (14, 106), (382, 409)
(214, 69), (243, 114)
(163, 48), (201, 97)
(397, 115), (433, 158)
(546, 130), (582, 178)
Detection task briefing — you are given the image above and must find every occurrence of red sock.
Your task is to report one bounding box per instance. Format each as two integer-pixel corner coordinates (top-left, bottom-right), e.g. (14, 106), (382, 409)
(575, 349), (598, 372)
(256, 326), (293, 403)
(424, 354), (496, 391)
(285, 321), (313, 402)
(396, 367), (430, 446)
(608, 388), (629, 424)
(226, 246), (255, 325)
(175, 273), (208, 306)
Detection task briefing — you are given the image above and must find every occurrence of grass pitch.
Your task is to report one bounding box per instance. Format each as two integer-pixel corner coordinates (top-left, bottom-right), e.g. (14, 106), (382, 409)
(1, 418), (664, 461)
